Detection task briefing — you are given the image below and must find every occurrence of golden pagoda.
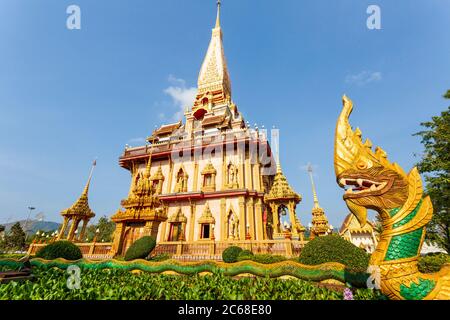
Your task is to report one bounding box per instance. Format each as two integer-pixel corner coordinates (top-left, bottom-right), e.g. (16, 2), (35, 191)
(111, 150), (168, 256)
(111, 1), (305, 257)
(57, 162), (96, 242)
(307, 165), (331, 239)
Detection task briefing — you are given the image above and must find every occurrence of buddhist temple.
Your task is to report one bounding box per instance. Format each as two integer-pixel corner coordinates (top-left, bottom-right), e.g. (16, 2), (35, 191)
(339, 214), (378, 253)
(307, 165), (331, 239)
(110, 2), (305, 256)
(57, 162), (96, 242)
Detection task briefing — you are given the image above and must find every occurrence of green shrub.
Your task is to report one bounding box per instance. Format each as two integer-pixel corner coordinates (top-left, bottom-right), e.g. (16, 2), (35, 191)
(149, 253), (172, 262)
(222, 246), (243, 263)
(124, 236), (156, 261)
(252, 254), (287, 264)
(237, 250), (254, 261)
(418, 253), (450, 273)
(35, 241), (82, 261)
(298, 234), (370, 272)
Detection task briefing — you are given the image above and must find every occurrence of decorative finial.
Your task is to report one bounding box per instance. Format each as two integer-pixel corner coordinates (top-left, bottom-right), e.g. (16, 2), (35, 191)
(215, 0), (221, 28)
(82, 159), (97, 196)
(307, 163), (320, 208)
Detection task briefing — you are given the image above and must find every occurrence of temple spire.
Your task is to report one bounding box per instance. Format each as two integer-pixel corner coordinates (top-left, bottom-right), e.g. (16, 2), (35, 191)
(215, 0), (221, 28)
(307, 164), (320, 209)
(82, 159), (96, 196)
(196, 0), (231, 102)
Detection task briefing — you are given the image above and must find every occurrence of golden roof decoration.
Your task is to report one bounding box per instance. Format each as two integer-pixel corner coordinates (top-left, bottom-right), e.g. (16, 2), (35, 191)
(198, 203), (216, 224)
(168, 207), (188, 223)
(61, 162), (96, 219)
(150, 165), (165, 181)
(265, 164), (301, 203)
(201, 161), (217, 175)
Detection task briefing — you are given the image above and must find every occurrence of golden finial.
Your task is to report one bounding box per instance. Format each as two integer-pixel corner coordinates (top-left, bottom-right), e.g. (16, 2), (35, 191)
(307, 164), (320, 209)
(215, 0), (221, 28)
(82, 159), (97, 196)
(144, 148), (153, 179)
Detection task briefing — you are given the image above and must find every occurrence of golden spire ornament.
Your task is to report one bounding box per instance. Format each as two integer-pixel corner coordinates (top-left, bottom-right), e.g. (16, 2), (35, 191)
(307, 164), (331, 239)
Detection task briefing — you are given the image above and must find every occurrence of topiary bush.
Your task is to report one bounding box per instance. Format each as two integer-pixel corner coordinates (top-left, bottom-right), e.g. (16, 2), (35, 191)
(298, 234), (370, 272)
(418, 253), (450, 273)
(124, 236), (156, 261)
(237, 250), (254, 261)
(252, 254), (287, 264)
(35, 241), (82, 261)
(222, 246), (243, 263)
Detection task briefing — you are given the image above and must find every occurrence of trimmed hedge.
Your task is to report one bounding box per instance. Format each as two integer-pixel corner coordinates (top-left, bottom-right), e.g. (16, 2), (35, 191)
(418, 253), (450, 273)
(298, 234), (370, 272)
(252, 254), (287, 264)
(35, 241), (82, 261)
(222, 246), (243, 263)
(124, 236), (156, 261)
(237, 250), (254, 261)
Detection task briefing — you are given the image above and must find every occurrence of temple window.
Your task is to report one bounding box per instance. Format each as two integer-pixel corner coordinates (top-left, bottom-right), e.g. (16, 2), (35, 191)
(198, 204), (215, 240)
(174, 166), (188, 193)
(150, 166), (165, 194)
(167, 208), (187, 242)
(201, 161), (216, 192)
(201, 224), (210, 239)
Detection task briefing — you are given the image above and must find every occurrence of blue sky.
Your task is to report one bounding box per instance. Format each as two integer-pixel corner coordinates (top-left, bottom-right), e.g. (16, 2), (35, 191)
(0, 0), (449, 228)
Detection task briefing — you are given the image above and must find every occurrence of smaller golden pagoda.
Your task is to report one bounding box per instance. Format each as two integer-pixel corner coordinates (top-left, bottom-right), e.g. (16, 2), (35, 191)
(307, 165), (331, 239)
(111, 151), (168, 256)
(265, 161), (305, 241)
(57, 162), (96, 242)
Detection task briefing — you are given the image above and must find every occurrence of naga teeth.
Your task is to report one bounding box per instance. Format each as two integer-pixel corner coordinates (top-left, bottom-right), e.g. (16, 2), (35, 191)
(370, 184), (377, 191)
(345, 188), (353, 194)
(339, 178), (346, 186)
(357, 179), (364, 187)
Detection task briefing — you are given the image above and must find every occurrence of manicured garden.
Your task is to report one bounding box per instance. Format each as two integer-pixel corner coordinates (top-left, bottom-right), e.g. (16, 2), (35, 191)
(0, 265), (384, 300)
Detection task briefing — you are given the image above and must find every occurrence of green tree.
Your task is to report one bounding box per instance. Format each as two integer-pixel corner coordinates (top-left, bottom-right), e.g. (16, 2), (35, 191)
(86, 216), (116, 242)
(414, 90), (450, 253)
(5, 222), (26, 251)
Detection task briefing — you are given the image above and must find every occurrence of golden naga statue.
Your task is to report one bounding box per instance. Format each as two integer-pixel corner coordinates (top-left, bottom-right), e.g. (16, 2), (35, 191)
(334, 95), (450, 300)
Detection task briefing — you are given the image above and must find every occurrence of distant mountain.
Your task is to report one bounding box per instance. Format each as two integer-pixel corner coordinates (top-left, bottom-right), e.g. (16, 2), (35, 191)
(3, 220), (61, 235)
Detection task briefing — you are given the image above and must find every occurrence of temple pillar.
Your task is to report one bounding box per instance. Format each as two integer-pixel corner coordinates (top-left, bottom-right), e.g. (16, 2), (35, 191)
(79, 219), (89, 242)
(245, 159), (253, 190)
(238, 196), (246, 240)
(255, 198), (263, 241)
(111, 222), (124, 256)
(253, 161), (261, 192)
(193, 162), (199, 191)
(58, 217), (69, 240)
(166, 158), (174, 193)
(271, 204), (280, 234)
(189, 203), (196, 242)
(239, 161), (245, 189)
(220, 198), (226, 240)
(288, 201), (298, 237)
(246, 198), (255, 240)
(222, 153), (226, 190)
(160, 221), (167, 242)
(67, 218), (80, 241)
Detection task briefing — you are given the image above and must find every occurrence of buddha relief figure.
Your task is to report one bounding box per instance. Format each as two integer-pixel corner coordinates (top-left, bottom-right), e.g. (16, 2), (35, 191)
(228, 212), (239, 239)
(227, 163), (238, 188)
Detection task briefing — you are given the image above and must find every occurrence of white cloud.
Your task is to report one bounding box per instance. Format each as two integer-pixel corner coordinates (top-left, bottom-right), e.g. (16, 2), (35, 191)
(164, 75), (197, 121)
(345, 71), (382, 86)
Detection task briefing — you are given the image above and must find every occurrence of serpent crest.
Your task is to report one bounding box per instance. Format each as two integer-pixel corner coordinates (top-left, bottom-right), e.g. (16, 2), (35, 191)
(334, 95), (450, 300)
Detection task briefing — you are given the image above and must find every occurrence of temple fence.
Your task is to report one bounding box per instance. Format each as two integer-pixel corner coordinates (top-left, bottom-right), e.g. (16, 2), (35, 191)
(27, 240), (307, 261)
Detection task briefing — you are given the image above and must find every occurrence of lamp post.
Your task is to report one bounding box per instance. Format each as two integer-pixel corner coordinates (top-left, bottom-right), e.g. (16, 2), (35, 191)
(25, 206), (36, 234)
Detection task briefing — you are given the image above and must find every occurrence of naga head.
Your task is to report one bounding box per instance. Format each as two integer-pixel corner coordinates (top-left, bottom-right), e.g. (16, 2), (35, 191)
(334, 96), (410, 226)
